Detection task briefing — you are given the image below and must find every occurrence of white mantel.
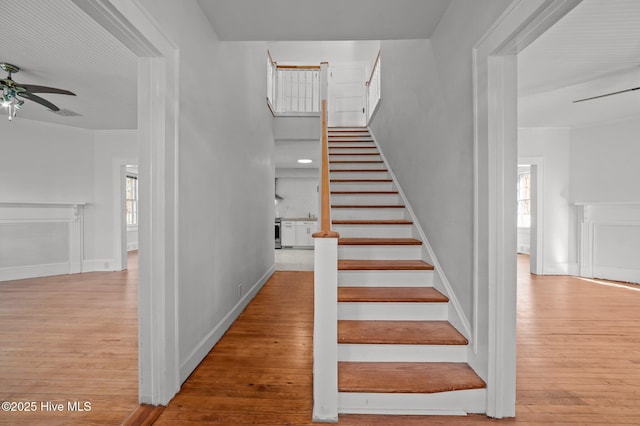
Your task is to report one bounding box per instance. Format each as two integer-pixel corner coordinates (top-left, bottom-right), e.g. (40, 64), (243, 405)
(576, 202), (640, 284)
(0, 202), (86, 281)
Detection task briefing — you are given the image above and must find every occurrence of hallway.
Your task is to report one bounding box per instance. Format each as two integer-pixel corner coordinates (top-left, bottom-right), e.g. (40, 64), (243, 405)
(154, 255), (640, 424)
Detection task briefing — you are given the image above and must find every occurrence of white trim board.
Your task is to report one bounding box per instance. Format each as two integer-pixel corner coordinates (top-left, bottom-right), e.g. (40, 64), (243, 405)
(472, 0), (582, 418)
(78, 0), (181, 406)
(0, 263), (70, 282)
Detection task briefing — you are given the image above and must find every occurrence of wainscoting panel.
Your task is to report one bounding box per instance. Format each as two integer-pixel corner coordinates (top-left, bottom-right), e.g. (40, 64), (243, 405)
(0, 202), (85, 281)
(578, 203), (640, 284)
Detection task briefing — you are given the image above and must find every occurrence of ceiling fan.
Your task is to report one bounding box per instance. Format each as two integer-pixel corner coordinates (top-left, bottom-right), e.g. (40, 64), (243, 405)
(573, 85), (640, 103)
(0, 63), (76, 120)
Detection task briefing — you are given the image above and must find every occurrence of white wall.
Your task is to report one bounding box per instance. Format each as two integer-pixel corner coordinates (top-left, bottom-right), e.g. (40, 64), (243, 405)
(571, 118), (640, 284)
(368, 0), (512, 382)
(89, 130), (138, 268)
(0, 120), (94, 202)
(570, 118), (640, 203)
(275, 179), (318, 219)
(0, 119), (138, 280)
(138, 0), (275, 383)
(519, 127), (572, 274)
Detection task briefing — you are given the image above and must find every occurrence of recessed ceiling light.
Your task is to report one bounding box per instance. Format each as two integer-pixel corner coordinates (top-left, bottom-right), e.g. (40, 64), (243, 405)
(297, 159), (312, 164)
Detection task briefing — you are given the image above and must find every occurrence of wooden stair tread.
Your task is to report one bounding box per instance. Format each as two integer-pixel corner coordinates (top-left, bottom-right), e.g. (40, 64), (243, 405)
(338, 259), (434, 270)
(329, 152), (380, 156)
(333, 219), (413, 225)
(330, 146), (379, 149)
(330, 169), (388, 172)
(338, 362), (486, 393)
(332, 205), (405, 209)
(331, 179), (393, 182)
(338, 320), (467, 345)
(338, 238), (422, 245)
(338, 287), (447, 303)
(329, 160), (384, 163)
(331, 191), (398, 194)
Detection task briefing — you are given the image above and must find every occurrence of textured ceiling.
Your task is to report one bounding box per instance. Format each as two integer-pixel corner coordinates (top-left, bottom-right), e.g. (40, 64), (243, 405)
(197, 0), (451, 41)
(4, 0), (637, 131)
(518, 0), (640, 127)
(0, 0), (137, 130)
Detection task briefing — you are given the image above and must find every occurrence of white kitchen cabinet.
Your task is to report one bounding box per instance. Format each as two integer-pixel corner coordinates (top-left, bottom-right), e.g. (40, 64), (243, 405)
(281, 220), (317, 247)
(281, 220), (296, 247)
(295, 221), (317, 247)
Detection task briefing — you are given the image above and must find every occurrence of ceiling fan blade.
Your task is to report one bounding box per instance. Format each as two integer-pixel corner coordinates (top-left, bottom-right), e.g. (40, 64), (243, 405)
(20, 84), (75, 96)
(19, 93), (60, 111)
(573, 86), (640, 103)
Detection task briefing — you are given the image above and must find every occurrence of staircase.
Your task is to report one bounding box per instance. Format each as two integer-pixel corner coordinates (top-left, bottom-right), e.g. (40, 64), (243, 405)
(328, 126), (486, 416)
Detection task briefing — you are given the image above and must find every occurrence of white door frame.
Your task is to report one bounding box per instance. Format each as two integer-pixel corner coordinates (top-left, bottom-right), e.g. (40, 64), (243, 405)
(518, 157), (544, 275)
(113, 160), (137, 271)
(72, 0), (181, 405)
(472, 0), (581, 417)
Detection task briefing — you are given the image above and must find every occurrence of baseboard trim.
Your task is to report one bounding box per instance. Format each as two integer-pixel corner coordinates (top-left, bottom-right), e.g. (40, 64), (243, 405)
(0, 262), (69, 282)
(122, 403), (165, 426)
(593, 265), (640, 285)
(179, 265), (276, 383)
(83, 258), (116, 272)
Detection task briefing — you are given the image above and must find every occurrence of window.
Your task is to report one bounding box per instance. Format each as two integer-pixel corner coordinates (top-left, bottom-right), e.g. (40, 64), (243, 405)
(126, 175), (138, 226)
(517, 171), (531, 228)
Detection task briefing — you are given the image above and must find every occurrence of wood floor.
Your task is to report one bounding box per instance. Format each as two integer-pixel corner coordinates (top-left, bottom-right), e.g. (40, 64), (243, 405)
(2, 254), (640, 424)
(0, 253), (139, 425)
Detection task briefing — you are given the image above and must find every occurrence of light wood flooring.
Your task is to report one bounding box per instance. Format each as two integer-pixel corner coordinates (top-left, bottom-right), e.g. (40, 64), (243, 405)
(2, 254), (640, 424)
(0, 253), (139, 425)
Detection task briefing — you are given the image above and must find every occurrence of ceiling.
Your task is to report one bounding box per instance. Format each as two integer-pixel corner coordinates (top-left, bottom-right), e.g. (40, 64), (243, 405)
(275, 140), (320, 170)
(518, 0), (640, 127)
(2, 0), (637, 132)
(197, 0), (451, 41)
(0, 0), (138, 130)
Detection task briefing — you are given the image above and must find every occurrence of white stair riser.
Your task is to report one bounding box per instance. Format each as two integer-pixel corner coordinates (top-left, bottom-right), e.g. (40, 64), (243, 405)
(338, 389), (487, 415)
(332, 208), (406, 221)
(338, 343), (465, 362)
(331, 194), (402, 205)
(333, 224), (412, 238)
(330, 171), (390, 180)
(330, 148), (379, 155)
(330, 162), (386, 170)
(329, 154), (381, 162)
(338, 302), (448, 320)
(330, 182), (395, 192)
(338, 270), (434, 286)
(338, 244), (421, 260)
(328, 138), (377, 149)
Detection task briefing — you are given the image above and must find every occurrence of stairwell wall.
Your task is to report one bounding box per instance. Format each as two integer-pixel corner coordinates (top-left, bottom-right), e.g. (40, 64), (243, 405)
(138, 0), (276, 382)
(369, 0), (512, 379)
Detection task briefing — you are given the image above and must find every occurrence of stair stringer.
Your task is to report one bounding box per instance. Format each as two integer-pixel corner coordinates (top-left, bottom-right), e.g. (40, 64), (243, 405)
(367, 128), (473, 345)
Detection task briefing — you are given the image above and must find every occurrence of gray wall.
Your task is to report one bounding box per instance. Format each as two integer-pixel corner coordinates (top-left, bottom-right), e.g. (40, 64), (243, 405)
(139, 0), (275, 381)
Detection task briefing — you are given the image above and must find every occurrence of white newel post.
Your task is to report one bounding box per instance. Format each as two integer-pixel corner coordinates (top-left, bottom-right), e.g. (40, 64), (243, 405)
(312, 61), (339, 422)
(312, 236), (339, 422)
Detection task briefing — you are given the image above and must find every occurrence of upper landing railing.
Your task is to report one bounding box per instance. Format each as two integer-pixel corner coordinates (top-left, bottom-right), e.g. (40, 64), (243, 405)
(267, 51), (321, 116)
